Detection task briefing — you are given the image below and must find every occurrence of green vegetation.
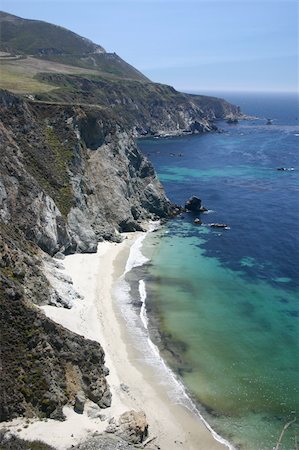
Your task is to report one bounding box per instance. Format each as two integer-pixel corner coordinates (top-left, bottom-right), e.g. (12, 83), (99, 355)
(0, 432), (55, 450)
(0, 63), (55, 94)
(43, 126), (74, 217)
(0, 11), (104, 55)
(38, 52), (149, 82)
(0, 11), (148, 84)
(0, 55), (99, 94)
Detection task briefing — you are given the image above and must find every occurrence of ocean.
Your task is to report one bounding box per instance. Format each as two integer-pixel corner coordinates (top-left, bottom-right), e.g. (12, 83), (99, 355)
(122, 92), (299, 450)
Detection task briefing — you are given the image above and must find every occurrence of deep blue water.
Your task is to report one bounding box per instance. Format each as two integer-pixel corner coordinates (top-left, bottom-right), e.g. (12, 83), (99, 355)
(138, 92), (299, 450)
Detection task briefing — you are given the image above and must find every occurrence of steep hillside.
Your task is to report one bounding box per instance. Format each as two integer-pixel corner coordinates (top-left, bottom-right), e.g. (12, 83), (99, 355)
(0, 87), (172, 423)
(0, 11), (105, 55)
(0, 11), (149, 82)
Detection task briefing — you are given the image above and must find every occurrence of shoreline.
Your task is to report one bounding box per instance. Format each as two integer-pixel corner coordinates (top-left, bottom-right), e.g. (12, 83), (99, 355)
(115, 229), (235, 450)
(2, 231), (231, 450)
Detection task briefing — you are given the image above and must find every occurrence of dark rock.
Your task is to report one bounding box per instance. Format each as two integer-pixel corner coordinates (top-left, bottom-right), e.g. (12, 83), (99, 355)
(119, 219), (144, 233)
(277, 167), (294, 171)
(194, 218), (202, 225)
(103, 365), (110, 376)
(199, 206), (208, 212)
(210, 223), (228, 228)
(49, 405), (65, 421)
(74, 391), (86, 414)
(69, 434), (149, 450)
(185, 196), (202, 212)
(226, 116), (239, 124)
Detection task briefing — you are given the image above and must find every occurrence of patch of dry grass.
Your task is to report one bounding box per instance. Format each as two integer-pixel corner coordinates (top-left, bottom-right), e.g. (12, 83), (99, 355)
(0, 55), (98, 94)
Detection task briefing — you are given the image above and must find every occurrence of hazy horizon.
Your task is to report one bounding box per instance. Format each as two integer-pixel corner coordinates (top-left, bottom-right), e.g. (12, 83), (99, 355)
(1, 0), (298, 94)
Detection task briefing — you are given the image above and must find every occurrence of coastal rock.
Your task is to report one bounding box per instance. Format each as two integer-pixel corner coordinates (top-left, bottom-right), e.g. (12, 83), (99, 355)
(86, 403), (103, 419)
(210, 223), (228, 228)
(74, 391), (86, 414)
(194, 218), (202, 225)
(226, 116), (239, 124)
(185, 196), (202, 212)
(53, 251), (65, 260)
(200, 206), (208, 212)
(118, 218), (144, 233)
(117, 410), (148, 444)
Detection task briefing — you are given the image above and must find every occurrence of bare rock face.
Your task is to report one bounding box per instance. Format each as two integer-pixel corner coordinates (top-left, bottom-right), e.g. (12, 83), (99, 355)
(0, 91), (171, 255)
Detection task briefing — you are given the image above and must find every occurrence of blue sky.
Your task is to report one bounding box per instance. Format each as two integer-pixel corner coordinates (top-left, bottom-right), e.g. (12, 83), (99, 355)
(1, 0), (298, 93)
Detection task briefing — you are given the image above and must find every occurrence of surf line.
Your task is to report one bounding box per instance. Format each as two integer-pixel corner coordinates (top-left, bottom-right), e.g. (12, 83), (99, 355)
(121, 222), (235, 450)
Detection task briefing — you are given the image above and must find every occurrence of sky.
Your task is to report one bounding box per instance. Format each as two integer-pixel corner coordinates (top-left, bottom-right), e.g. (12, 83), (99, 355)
(1, 0), (298, 93)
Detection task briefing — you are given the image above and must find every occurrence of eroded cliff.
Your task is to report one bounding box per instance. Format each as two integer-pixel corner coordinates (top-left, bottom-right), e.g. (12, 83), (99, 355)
(0, 89), (172, 422)
(0, 90), (171, 256)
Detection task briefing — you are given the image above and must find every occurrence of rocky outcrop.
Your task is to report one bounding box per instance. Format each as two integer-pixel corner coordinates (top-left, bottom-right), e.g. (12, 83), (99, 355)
(106, 410), (148, 444)
(185, 196), (202, 212)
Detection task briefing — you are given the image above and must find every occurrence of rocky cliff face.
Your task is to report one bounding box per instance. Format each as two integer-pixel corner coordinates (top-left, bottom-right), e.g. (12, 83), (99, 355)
(0, 90), (171, 256)
(35, 73), (241, 137)
(0, 225), (110, 422)
(0, 89), (171, 422)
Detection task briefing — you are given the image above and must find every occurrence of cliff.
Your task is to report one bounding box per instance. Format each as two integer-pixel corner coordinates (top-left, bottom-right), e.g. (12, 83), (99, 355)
(34, 74), (240, 136)
(0, 90), (171, 255)
(0, 88), (172, 423)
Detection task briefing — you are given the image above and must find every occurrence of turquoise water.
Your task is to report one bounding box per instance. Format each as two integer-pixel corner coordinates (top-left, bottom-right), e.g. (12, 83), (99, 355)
(138, 93), (299, 449)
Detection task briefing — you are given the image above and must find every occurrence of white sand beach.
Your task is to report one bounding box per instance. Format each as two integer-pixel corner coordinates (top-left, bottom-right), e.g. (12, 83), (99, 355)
(3, 232), (231, 450)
